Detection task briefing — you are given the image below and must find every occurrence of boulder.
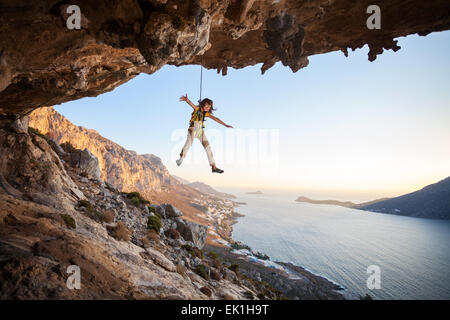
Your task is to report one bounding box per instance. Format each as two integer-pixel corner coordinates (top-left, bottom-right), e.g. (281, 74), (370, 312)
(156, 203), (183, 219)
(222, 268), (238, 281)
(10, 116), (29, 134)
(70, 148), (101, 180)
(165, 204), (183, 218)
(145, 247), (176, 272)
(155, 205), (167, 219)
(175, 218), (208, 249)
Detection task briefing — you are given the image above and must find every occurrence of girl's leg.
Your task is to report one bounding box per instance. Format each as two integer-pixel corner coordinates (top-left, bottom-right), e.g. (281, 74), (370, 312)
(177, 128), (194, 165)
(200, 131), (216, 168)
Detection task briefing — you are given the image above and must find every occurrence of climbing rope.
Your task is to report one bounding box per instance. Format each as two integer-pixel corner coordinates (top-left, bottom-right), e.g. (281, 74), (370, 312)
(199, 56), (203, 103)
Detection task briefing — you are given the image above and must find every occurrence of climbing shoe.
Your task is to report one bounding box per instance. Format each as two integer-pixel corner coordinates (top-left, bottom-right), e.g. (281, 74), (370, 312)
(176, 158), (183, 166)
(212, 167), (224, 174)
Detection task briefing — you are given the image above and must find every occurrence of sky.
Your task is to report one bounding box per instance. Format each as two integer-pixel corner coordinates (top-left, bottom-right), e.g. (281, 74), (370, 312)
(55, 31), (450, 200)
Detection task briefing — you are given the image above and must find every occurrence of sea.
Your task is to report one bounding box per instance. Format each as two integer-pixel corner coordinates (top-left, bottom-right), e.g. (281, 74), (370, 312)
(219, 187), (450, 300)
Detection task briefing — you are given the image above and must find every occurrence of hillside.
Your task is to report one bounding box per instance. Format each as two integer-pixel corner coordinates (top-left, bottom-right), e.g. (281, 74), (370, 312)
(358, 177), (450, 219)
(187, 182), (236, 199)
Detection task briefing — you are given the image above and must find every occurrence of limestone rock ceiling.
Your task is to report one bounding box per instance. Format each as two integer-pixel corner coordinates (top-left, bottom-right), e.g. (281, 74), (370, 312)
(0, 0), (449, 118)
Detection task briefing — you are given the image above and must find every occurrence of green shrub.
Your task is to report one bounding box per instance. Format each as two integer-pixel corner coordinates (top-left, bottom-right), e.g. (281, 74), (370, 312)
(228, 264), (239, 274)
(60, 141), (76, 153)
(130, 197), (141, 207)
(182, 244), (203, 258)
(254, 252), (270, 260)
(28, 127), (49, 141)
(194, 247), (203, 259)
(78, 200), (103, 222)
(182, 244), (194, 255)
(147, 215), (161, 233)
(125, 191), (141, 199)
(123, 191), (150, 207)
(196, 264), (209, 280)
(60, 214), (76, 229)
(78, 199), (94, 211)
(207, 251), (221, 268)
(207, 251), (219, 260)
(231, 242), (251, 251)
(87, 209), (103, 222)
(147, 205), (156, 214)
(244, 291), (255, 300)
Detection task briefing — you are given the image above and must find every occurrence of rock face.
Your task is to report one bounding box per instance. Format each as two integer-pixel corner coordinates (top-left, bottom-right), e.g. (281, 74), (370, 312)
(29, 107), (178, 194)
(0, 121), (83, 211)
(1, 0), (449, 117)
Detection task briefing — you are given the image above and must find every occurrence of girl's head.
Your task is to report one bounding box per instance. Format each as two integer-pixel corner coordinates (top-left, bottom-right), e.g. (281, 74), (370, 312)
(199, 98), (215, 113)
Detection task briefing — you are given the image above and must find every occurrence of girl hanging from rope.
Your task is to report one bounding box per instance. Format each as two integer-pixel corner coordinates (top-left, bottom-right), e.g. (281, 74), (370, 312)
(177, 94), (233, 173)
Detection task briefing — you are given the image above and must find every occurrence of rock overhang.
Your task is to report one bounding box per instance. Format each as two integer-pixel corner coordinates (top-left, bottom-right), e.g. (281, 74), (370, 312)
(0, 0), (449, 118)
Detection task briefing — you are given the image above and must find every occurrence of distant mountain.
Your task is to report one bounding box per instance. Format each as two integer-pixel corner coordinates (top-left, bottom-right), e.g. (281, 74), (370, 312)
(247, 191), (263, 194)
(359, 177), (450, 219)
(29, 107), (178, 197)
(172, 175), (190, 185)
(187, 181), (236, 199)
(295, 196), (389, 208)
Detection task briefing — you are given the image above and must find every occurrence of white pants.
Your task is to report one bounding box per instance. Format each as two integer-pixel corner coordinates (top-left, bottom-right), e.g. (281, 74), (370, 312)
(180, 125), (215, 166)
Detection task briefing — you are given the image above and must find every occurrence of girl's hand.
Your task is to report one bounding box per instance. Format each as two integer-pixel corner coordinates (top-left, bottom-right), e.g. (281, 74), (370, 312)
(180, 94), (188, 102)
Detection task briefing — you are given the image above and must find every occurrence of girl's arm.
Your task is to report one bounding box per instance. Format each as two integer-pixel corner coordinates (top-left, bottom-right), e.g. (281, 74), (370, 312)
(209, 115), (233, 128)
(179, 94), (198, 109)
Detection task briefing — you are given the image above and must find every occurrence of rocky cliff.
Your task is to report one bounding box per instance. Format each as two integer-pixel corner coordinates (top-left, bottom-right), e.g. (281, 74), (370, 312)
(29, 106), (177, 194)
(1, 0), (449, 117)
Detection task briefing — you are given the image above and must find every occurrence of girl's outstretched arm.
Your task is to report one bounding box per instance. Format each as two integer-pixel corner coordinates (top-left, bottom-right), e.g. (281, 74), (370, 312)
(179, 94), (198, 109)
(209, 115), (233, 128)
